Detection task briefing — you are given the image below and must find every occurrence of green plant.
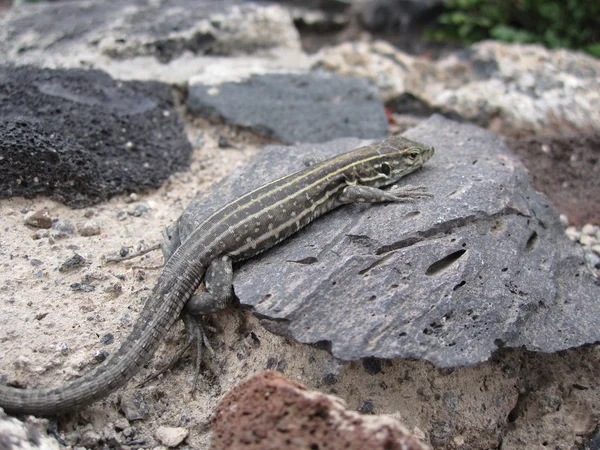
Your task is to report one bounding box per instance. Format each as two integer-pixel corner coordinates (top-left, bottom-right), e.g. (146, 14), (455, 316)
(428, 0), (600, 58)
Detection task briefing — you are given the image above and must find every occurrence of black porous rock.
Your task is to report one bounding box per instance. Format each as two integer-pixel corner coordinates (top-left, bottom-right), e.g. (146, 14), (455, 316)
(0, 65), (192, 207)
(166, 115), (600, 367)
(187, 71), (388, 144)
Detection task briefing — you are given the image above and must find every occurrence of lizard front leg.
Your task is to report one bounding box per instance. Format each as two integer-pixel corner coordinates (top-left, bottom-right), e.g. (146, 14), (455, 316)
(338, 184), (433, 204)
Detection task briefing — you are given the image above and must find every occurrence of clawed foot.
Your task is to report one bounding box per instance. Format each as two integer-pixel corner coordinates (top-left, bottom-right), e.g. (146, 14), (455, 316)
(138, 313), (215, 393)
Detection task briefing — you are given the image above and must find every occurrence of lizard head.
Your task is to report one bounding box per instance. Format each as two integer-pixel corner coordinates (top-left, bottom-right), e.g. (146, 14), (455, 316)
(356, 135), (435, 187)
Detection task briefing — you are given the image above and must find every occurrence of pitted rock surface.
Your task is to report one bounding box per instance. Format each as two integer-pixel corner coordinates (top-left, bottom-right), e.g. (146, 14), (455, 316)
(210, 371), (429, 450)
(187, 70), (388, 144)
(165, 115), (600, 366)
(0, 65), (191, 207)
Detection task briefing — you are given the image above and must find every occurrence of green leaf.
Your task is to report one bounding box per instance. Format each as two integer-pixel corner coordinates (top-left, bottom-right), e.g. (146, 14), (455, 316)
(584, 43), (600, 58)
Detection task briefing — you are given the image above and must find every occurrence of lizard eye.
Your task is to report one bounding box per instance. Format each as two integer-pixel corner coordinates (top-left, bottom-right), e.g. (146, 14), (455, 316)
(406, 152), (418, 161)
(379, 162), (391, 177)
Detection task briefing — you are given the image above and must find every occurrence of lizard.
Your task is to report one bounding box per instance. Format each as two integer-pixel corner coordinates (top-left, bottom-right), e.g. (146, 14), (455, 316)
(0, 134), (434, 415)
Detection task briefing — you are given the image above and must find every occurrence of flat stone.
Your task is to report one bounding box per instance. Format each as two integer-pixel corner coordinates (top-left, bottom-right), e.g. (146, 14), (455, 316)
(155, 426), (189, 448)
(0, 65), (192, 207)
(187, 70), (388, 144)
(167, 115), (600, 367)
(24, 209), (52, 229)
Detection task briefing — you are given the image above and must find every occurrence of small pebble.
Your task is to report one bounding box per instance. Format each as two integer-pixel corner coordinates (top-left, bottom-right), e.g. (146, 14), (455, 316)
(104, 283), (123, 296)
(120, 394), (148, 421)
(100, 333), (115, 345)
(155, 426), (189, 447)
(70, 282), (95, 292)
(579, 234), (595, 247)
(132, 204), (149, 217)
(581, 224), (597, 236)
(565, 227), (580, 242)
(218, 135), (235, 149)
(585, 252), (600, 270)
(93, 349), (109, 363)
(32, 229), (50, 240)
(114, 419), (130, 431)
(559, 214), (569, 228)
(56, 342), (69, 354)
(51, 219), (76, 238)
(59, 254), (87, 272)
(24, 209), (52, 229)
(80, 429), (102, 448)
(592, 245), (600, 256)
(79, 220), (101, 237)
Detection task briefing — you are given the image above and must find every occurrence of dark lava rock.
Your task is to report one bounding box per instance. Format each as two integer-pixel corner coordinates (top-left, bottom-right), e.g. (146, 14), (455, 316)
(165, 115), (600, 367)
(0, 65), (192, 207)
(187, 71), (388, 144)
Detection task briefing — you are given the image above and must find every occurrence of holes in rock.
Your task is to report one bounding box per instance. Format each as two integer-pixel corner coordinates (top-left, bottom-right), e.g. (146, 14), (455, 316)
(404, 210), (420, 219)
(291, 256), (318, 265)
(425, 249), (467, 276)
(525, 231), (538, 252)
(258, 293), (272, 304)
(368, 295), (377, 301)
(472, 159), (478, 164)
(453, 280), (466, 291)
(390, 283), (399, 289)
(398, 332), (407, 338)
(332, 281), (337, 286)
(501, 267), (508, 272)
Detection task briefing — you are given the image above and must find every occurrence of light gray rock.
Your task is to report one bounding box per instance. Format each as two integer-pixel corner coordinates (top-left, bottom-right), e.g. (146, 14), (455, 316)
(0, 0), (303, 84)
(187, 70), (388, 144)
(155, 426), (189, 448)
(0, 410), (60, 450)
(415, 41), (600, 134)
(167, 115), (600, 367)
(312, 40), (600, 134)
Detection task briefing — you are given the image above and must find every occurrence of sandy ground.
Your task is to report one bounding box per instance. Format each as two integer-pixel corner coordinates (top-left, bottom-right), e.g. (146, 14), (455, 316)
(1, 115), (599, 449)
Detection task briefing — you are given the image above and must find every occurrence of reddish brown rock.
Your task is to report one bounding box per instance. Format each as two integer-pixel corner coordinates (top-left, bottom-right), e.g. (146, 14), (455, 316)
(211, 371), (429, 450)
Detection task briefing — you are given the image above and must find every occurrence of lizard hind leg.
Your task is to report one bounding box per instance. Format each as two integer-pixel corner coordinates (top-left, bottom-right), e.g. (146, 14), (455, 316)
(137, 312), (213, 391)
(138, 256), (233, 391)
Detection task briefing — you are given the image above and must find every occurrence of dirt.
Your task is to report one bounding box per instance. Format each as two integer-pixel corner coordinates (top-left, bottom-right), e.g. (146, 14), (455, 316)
(507, 132), (600, 226)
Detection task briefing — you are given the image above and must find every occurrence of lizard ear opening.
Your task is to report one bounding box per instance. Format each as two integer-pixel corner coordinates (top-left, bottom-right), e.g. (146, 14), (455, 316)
(379, 162), (392, 177)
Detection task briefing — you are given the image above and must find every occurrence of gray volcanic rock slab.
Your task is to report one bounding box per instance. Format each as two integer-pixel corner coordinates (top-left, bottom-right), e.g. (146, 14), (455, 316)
(187, 71), (388, 144)
(0, 65), (192, 207)
(166, 115), (600, 367)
